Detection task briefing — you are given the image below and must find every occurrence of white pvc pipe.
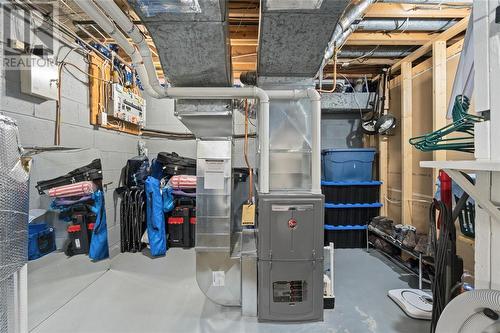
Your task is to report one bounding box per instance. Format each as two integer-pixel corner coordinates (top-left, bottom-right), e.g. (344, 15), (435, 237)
(14, 265), (28, 333)
(73, 0), (162, 98)
(72, 1), (133, 56)
(309, 89), (322, 195)
(265, 89), (322, 194)
(75, 2), (271, 193)
(96, 0), (165, 96)
(330, 242), (335, 298)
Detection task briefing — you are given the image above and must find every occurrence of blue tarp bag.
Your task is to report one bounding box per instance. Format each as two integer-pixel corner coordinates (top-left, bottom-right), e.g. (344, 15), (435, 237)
(145, 176), (166, 256)
(162, 186), (174, 213)
(89, 190), (109, 261)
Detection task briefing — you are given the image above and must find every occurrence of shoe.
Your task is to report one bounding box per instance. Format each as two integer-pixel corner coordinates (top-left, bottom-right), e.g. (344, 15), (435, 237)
(402, 226), (417, 249)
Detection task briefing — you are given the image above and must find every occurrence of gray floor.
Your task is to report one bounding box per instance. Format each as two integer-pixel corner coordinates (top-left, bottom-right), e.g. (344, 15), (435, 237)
(28, 251), (109, 330)
(30, 249), (430, 333)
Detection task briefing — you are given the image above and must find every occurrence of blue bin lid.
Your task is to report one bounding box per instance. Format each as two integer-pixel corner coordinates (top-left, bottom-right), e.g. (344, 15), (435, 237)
(322, 148), (377, 154)
(324, 225), (368, 231)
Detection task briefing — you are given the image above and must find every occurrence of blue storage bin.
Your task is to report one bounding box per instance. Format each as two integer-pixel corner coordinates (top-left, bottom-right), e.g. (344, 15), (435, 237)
(322, 148), (376, 182)
(321, 180), (382, 204)
(28, 223), (56, 260)
(324, 203), (382, 226)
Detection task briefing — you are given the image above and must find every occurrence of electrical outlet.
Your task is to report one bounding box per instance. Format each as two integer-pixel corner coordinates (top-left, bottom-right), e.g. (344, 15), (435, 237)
(98, 112), (108, 126)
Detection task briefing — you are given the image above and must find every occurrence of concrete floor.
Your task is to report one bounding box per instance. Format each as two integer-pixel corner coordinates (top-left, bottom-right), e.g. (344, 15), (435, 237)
(28, 251), (109, 330)
(29, 249), (430, 333)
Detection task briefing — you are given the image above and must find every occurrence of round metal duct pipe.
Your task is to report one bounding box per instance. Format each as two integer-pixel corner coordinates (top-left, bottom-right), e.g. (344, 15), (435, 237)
(338, 48), (413, 58)
(358, 18), (457, 32)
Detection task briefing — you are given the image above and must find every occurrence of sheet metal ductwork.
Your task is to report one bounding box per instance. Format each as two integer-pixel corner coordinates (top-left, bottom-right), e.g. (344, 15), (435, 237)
(125, 0), (238, 307)
(258, 0), (349, 78)
(357, 18), (457, 32)
(338, 46), (415, 58)
(127, 0), (231, 87)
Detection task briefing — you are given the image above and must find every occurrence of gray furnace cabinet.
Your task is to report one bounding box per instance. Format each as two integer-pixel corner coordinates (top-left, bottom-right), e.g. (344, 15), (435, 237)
(257, 193), (324, 322)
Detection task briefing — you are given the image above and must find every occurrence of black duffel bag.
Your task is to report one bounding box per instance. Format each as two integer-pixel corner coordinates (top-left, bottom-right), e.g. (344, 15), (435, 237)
(124, 155), (150, 188)
(156, 152), (196, 176)
(36, 159), (102, 195)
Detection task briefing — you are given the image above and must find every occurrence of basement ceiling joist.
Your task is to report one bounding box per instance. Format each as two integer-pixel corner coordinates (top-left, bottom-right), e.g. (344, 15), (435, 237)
(55, 0), (471, 82)
(365, 3), (471, 19)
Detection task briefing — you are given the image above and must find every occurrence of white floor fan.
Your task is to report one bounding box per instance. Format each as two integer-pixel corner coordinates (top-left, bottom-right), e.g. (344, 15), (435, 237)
(436, 289), (500, 333)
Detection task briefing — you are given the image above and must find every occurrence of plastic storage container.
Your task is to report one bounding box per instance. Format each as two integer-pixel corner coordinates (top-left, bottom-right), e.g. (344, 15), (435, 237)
(322, 148), (376, 182)
(324, 203), (382, 226)
(324, 225), (367, 248)
(321, 181), (381, 204)
(167, 199), (196, 248)
(66, 223), (94, 256)
(28, 223), (56, 260)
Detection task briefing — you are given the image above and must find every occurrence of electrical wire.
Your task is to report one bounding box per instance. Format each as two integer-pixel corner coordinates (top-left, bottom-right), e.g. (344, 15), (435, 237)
(317, 53), (338, 93)
(54, 46), (84, 145)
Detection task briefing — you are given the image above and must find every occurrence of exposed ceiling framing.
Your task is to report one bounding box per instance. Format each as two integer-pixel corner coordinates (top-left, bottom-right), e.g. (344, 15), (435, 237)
(50, 0), (471, 82)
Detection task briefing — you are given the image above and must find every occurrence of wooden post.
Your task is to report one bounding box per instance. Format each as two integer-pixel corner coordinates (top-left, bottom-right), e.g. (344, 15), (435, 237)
(401, 62), (413, 225)
(379, 77), (390, 216)
(379, 136), (388, 215)
(432, 41), (448, 190)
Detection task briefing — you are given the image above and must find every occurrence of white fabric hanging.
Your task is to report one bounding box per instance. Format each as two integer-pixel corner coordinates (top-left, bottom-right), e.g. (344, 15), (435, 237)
(447, 16), (474, 119)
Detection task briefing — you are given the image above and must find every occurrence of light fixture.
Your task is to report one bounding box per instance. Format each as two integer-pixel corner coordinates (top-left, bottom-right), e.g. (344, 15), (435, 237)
(361, 119), (378, 135)
(375, 114), (397, 135)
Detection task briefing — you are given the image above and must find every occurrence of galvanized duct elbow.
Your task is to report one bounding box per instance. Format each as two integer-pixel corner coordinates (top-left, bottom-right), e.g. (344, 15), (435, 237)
(324, 0), (375, 60)
(338, 46), (414, 58)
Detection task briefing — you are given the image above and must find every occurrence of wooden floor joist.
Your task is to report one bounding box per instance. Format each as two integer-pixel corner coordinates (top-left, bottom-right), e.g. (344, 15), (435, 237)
(365, 3), (471, 19)
(346, 32), (438, 46)
(390, 15), (470, 73)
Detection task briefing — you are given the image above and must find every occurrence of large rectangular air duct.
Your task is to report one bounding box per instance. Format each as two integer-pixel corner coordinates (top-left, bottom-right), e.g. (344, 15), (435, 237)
(258, 0), (349, 78)
(128, 0), (232, 87)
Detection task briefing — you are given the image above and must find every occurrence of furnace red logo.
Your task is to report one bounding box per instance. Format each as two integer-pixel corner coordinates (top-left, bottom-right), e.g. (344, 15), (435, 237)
(288, 218), (297, 229)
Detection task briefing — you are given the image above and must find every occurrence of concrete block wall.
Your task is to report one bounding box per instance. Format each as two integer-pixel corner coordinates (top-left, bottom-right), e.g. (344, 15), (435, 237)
(143, 95), (196, 158)
(0, 10), (150, 258)
(0, 4), (258, 259)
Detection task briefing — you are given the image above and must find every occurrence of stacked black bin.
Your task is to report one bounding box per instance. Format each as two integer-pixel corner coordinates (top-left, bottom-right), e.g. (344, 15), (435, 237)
(167, 198), (196, 248)
(322, 181), (382, 248)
